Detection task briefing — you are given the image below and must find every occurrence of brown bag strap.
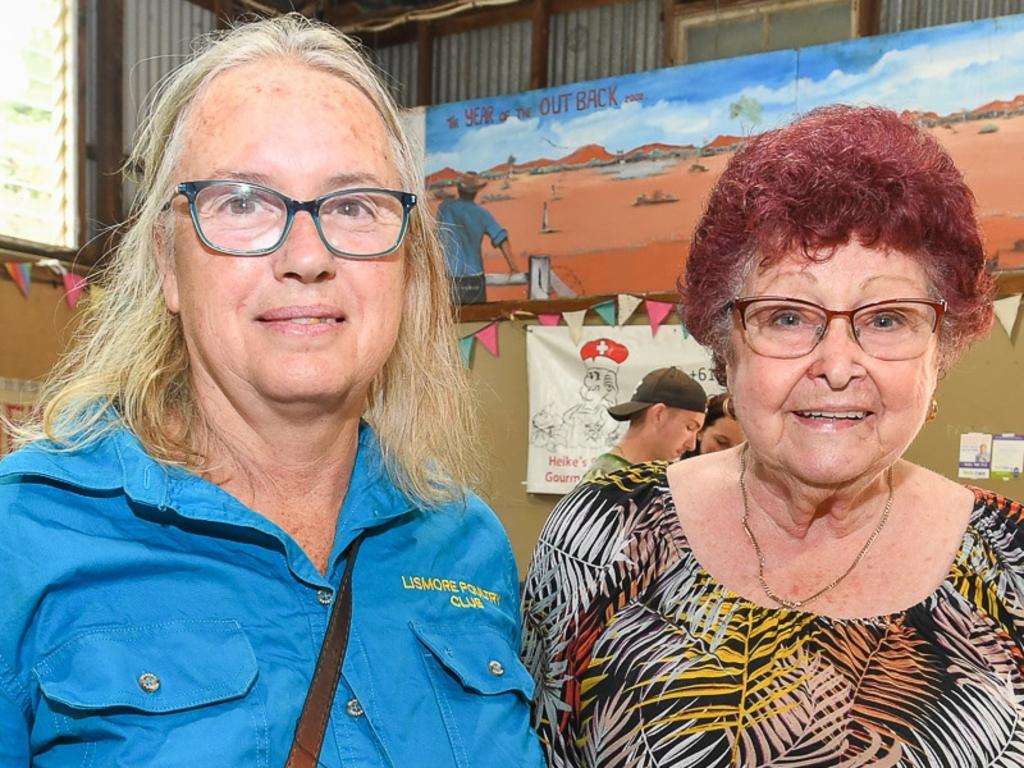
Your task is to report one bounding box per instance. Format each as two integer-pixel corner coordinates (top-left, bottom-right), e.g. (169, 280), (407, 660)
(286, 534), (365, 768)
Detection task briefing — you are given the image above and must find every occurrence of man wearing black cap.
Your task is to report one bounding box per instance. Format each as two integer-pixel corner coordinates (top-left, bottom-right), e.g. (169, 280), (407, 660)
(580, 367), (706, 483)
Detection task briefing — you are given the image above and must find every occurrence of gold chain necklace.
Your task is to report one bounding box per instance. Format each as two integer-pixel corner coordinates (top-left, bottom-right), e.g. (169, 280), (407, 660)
(738, 447), (895, 611)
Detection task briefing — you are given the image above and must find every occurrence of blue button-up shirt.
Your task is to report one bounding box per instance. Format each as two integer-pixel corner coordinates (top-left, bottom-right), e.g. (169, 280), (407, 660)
(0, 424), (543, 767)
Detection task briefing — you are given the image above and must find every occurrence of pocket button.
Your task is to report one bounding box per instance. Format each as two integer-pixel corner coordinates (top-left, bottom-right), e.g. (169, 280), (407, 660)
(346, 697), (364, 717)
(487, 660), (505, 677)
(137, 672), (161, 693)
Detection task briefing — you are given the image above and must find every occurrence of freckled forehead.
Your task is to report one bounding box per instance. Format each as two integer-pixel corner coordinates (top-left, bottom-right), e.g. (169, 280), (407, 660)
(181, 60), (396, 182)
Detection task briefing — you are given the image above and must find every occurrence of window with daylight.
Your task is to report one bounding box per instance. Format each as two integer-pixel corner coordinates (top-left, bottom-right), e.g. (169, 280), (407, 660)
(0, 0), (77, 250)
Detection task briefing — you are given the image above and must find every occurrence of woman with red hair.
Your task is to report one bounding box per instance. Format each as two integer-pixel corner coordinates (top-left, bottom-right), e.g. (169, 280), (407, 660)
(522, 105), (1022, 767)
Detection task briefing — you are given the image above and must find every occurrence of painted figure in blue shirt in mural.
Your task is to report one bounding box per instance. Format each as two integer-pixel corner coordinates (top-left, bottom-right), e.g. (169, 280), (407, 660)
(0, 15), (542, 768)
(437, 172), (517, 305)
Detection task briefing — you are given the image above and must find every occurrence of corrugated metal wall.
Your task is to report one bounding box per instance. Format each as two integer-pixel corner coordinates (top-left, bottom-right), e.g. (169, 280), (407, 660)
(102, 0), (1024, 117)
(375, 0), (661, 106)
(880, 0), (1024, 32)
(372, 0), (1024, 107)
(432, 21), (533, 104)
(373, 41), (419, 107)
(549, 0), (662, 87)
(122, 0), (216, 150)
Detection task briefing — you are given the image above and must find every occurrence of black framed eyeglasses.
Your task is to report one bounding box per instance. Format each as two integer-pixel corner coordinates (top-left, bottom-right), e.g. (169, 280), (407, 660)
(730, 296), (947, 361)
(171, 180), (417, 259)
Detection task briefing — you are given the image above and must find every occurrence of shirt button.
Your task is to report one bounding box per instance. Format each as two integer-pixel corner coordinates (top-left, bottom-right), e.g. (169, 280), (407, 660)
(316, 589), (333, 606)
(487, 660), (505, 677)
(346, 697), (364, 717)
(138, 672), (161, 693)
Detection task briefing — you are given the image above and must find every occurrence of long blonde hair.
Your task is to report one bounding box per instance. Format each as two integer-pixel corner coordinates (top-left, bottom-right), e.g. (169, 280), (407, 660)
(18, 14), (480, 505)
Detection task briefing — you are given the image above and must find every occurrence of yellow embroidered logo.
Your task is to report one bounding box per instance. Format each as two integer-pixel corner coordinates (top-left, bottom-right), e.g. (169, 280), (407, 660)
(400, 576), (501, 609)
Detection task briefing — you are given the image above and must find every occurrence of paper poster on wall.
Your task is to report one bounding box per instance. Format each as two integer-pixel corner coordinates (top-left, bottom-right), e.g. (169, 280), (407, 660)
(0, 377), (40, 457)
(991, 434), (1024, 481)
(526, 325), (719, 494)
(958, 432), (993, 479)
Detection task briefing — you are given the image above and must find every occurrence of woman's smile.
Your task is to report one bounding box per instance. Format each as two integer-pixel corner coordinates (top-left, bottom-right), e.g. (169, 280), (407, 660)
(255, 304), (348, 336)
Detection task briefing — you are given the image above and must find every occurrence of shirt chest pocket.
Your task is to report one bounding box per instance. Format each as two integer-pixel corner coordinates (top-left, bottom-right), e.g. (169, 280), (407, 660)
(33, 619), (269, 768)
(411, 621), (540, 768)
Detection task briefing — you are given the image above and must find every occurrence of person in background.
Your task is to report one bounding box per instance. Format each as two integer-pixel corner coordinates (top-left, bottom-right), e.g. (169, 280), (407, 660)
(523, 105), (1024, 767)
(680, 392), (746, 458)
(437, 172), (517, 305)
(0, 15), (541, 767)
(579, 366), (705, 483)
(975, 441), (989, 463)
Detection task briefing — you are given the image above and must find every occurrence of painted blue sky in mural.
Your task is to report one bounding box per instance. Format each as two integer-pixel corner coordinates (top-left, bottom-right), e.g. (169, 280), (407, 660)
(424, 14), (1024, 175)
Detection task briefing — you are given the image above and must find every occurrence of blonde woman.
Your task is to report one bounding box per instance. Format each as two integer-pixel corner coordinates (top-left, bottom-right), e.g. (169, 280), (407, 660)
(0, 15), (541, 767)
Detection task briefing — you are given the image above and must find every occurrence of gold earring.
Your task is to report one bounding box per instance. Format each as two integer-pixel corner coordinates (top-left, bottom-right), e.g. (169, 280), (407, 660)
(927, 398), (938, 422)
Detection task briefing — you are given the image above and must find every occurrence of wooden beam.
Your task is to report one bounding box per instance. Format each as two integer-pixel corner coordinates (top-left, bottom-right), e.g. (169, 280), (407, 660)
(354, 26), (418, 52)
(458, 290), (679, 322)
(435, 3), (532, 37)
(416, 21), (433, 106)
(351, 0), (663, 53)
(457, 269), (1024, 322)
(550, 0), (646, 14)
(996, 269), (1024, 298)
(529, 0), (551, 91)
(213, 0), (235, 28)
(856, 0), (881, 37)
(76, 0), (88, 251)
(89, 0), (124, 266)
(662, 0), (676, 67)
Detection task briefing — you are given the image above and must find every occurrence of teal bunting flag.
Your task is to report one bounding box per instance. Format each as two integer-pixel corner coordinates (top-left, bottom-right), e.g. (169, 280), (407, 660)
(593, 300), (616, 326)
(459, 335), (474, 367)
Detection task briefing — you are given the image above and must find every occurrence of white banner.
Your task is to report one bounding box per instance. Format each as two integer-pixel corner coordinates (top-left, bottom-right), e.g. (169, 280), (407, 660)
(526, 326), (719, 494)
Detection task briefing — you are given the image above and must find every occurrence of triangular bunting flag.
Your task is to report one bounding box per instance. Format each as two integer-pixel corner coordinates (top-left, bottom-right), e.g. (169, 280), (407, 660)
(62, 272), (88, 310)
(645, 299), (674, 336)
(563, 309), (587, 345)
(5, 262), (31, 298)
(475, 323), (499, 356)
(994, 294), (1022, 340)
(593, 300), (616, 326)
(617, 294), (642, 326)
(459, 335), (474, 368)
(675, 301), (689, 338)
(538, 313), (561, 326)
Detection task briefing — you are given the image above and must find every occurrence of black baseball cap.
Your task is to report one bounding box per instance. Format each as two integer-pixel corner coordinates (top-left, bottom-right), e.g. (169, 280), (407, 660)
(607, 367), (707, 421)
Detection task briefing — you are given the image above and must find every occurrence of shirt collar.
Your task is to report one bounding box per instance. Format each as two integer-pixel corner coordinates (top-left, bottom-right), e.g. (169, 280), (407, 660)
(1, 421), (414, 533)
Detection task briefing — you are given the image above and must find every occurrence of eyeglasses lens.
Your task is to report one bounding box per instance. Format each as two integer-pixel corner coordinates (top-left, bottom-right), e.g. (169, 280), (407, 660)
(191, 182), (406, 257)
(742, 300), (938, 360)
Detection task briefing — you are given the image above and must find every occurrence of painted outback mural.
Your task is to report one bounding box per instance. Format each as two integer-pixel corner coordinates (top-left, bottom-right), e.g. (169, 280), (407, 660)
(424, 14), (1024, 304)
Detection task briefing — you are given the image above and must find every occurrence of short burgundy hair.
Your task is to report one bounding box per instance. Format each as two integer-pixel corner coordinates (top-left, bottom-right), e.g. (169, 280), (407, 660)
(679, 105), (994, 381)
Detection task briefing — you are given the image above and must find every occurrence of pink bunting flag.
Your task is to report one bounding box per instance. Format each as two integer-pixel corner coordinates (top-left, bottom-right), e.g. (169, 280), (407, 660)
(5, 262), (31, 298)
(62, 272), (88, 309)
(645, 299), (675, 336)
(475, 323), (499, 356)
(537, 313), (561, 326)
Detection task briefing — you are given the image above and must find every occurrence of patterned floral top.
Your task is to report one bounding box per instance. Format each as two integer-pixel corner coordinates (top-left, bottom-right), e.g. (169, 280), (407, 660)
(521, 462), (1024, 768)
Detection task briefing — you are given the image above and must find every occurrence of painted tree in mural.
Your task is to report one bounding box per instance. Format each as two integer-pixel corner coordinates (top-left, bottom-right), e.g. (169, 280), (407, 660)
(729, 94), (763, 136)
